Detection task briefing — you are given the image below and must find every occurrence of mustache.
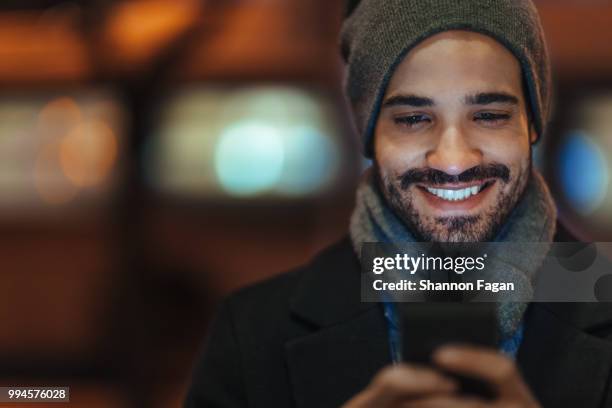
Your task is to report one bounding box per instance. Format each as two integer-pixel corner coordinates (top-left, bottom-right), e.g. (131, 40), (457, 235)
(398, 164), (511, 190)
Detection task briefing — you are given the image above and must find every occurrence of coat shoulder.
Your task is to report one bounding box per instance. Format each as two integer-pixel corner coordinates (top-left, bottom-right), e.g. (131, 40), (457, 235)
(223, 236), (355, 331)
(191, 237), (357, 408)
(225, 237), (353, 306)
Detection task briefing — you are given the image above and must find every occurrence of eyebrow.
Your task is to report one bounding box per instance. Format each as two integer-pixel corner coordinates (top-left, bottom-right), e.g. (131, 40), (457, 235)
(465, 92), (519, 106)
(381, 94), (435, 108)
(381, 92), (520, 110)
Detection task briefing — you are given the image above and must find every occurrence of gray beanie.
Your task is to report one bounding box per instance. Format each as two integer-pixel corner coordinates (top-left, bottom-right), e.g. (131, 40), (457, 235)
(341, 0), (552, 158)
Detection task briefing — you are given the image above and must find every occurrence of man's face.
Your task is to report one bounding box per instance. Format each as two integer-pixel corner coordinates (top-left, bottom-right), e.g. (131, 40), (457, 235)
(374, 31), (535, 242)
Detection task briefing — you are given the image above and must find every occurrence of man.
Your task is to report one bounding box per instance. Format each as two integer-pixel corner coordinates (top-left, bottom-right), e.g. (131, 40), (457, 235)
(185, 1), (612, 407)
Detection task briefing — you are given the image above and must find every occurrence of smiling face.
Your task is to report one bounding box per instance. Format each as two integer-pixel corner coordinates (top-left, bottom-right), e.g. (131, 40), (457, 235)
(374, 31), (536, 242)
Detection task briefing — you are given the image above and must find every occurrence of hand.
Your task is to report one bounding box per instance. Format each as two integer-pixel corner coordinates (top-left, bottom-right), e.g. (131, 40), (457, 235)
(342, 345), (541, 408)
(341, 363), (458, 407)
(425, 345), (541, 408)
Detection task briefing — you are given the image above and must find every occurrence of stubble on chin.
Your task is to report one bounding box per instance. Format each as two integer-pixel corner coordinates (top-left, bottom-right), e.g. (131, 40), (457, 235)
(375, 164), (531, 243)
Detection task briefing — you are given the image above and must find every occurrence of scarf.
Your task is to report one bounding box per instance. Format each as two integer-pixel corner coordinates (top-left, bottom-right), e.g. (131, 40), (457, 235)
(349, 168), (557, 339)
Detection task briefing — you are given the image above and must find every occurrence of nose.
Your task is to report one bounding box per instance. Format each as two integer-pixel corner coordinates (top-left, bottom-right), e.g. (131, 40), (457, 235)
(426, 125), (482, 176)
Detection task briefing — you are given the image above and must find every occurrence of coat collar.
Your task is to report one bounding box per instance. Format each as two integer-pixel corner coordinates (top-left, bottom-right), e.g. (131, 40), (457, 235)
(289, 237), (377, 328)
(285, 306), (390, 408)
(286, 238), (390, 407)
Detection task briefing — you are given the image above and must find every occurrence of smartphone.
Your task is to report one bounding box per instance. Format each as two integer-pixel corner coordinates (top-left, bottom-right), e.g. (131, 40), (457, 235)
(399, 302), (498, 399)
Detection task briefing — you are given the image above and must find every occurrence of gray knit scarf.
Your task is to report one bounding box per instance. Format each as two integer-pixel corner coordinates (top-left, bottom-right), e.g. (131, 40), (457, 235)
(349, 168), (557, 339)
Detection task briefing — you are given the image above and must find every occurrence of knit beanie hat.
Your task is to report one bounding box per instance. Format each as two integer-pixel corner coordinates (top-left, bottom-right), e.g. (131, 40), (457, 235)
(341, 0), (552, 158)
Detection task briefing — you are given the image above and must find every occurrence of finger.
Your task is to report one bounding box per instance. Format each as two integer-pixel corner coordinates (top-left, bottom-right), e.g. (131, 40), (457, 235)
(433, 345), (529, 398)
(363, 364), (458, 404)
(402, 395), (489, 408)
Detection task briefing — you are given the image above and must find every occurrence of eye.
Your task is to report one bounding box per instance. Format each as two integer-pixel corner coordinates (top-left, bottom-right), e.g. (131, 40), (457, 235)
(474, 112), (511, 124)
(393, 114), (431, 128)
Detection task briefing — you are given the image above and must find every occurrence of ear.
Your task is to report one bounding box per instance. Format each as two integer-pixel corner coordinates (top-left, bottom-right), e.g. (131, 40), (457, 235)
(529, 124), (538, 144)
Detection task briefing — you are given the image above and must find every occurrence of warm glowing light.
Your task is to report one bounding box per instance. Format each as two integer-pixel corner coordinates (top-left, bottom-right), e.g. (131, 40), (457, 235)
(0, 93), (123, 210)
(38, 97), (82, 132)
(34, 144), (78, 205)
(0, 12), (90, 82)
(104, 0), (200, 68)
(59, 121), (118, 187)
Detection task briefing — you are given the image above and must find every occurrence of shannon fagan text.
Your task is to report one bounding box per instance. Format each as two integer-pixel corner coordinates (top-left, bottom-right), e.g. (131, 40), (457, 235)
(372, 279), (515, 293)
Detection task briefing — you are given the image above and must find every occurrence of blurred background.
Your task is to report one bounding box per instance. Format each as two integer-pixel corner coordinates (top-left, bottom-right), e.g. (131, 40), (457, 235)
(0, 0), (610, 407)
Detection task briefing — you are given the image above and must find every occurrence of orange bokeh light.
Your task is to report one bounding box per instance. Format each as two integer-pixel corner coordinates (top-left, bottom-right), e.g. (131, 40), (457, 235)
(59, 121), (118, 188)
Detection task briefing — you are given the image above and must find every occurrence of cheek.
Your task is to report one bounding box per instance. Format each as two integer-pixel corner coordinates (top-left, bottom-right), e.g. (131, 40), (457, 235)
(484, 141), (529, 174)
(374, 126), (428, 177)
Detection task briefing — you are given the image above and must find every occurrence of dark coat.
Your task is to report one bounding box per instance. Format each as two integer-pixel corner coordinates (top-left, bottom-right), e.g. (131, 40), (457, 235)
(185, 225), (612, 408)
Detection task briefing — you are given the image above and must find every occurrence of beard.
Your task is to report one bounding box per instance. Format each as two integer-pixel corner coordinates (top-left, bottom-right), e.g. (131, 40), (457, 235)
(375, 159), (531, 243)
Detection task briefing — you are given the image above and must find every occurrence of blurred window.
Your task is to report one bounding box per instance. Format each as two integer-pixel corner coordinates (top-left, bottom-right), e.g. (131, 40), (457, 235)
(0, 91), (124, 214)
(146, 85), (343, 200)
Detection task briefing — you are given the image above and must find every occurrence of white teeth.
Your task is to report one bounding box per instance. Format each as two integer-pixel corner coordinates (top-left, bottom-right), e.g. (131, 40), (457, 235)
(425, 185), (483, 201)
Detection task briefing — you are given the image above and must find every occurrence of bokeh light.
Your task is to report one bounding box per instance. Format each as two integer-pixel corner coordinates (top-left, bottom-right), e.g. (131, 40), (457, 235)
(59, 121), (118, 188)
(148, 85), (343, 199)
(214, 121), (285, 196)
(558, 130), (609, 215)
(34, 143), (78, 205)
(0, 92), (122, 210)
(275, 125), (338, 196)
(38, 97), (82, 132)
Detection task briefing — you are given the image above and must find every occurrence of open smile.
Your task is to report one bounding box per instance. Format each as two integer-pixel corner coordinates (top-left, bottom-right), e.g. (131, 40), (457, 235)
(420, 180), (495, 202)
(415, 179), (497, 213)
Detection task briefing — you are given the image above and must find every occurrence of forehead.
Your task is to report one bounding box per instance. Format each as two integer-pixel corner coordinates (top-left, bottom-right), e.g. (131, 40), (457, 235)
(385, 30), (523, 100)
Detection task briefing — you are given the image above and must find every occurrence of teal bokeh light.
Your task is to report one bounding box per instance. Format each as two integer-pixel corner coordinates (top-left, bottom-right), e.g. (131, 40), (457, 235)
(276, 125), (338, 195)
(214, 121), (285, 196)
